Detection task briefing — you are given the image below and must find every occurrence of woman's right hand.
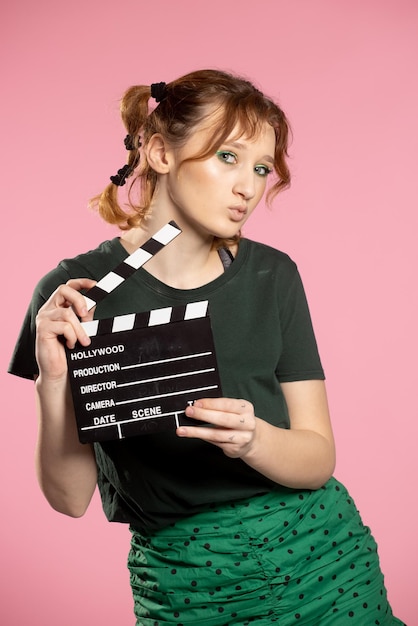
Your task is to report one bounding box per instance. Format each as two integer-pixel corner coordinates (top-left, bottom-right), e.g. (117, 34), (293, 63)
(35, 278), (97, 381)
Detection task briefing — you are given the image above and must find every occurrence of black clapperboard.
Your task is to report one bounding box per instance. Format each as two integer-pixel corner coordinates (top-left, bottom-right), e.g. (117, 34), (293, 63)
(65, 222), (222, 443)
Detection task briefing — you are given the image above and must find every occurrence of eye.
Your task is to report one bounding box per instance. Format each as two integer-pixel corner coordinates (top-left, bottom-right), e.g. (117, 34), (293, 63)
(254, 164), (272, 177)
(216, 150), (237, 165)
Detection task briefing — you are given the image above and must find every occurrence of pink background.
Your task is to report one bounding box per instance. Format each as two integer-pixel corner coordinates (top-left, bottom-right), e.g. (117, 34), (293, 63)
(1, 1), (416, 623)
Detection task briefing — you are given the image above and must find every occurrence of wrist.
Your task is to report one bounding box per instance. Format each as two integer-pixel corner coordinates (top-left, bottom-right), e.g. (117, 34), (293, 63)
(240, 416), (267, 463)
(35, 372), (69, 393)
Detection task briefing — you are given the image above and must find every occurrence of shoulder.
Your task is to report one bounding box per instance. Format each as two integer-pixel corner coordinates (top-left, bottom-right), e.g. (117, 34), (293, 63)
(59, 238), (124, 278)
(240, 238), (298, 277)
(36, 238), (123, 301)
(237, 239), (309, 310)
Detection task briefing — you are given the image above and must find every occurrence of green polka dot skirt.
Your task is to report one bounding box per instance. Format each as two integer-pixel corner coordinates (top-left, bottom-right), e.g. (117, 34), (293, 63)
(128, 477), (405, 625)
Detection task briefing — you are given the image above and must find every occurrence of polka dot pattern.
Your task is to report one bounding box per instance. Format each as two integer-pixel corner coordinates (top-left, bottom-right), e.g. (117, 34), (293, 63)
(128, 478), (405, 625)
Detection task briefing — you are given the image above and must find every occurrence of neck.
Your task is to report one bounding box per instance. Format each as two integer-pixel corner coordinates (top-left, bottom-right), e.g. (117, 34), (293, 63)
(120, 217), (224, 290)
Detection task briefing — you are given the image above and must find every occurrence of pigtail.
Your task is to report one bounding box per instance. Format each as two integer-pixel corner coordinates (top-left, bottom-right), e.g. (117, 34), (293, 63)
(90, 86), (151, 229)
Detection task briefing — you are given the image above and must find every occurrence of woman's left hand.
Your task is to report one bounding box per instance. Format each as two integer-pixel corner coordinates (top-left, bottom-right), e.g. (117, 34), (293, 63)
(178, 397), (258, 458)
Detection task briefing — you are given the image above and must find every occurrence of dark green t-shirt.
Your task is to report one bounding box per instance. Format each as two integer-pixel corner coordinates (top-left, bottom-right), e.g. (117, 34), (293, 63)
(9, 237), (324, 532)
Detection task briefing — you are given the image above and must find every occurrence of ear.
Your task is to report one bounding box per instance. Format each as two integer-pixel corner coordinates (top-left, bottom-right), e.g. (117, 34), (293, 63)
(144, 133), (172, 174)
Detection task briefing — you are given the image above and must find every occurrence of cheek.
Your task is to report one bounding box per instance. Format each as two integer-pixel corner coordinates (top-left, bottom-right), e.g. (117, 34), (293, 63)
(253, 179), (268, 203)
(180, 164), (223, 200)
(178, 163), (214, 187)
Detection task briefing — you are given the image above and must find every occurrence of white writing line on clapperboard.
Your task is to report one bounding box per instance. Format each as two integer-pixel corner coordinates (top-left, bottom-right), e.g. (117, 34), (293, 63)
(117, 368), (215, 388)
(81, 409), (193, 432)
(120, 351), (213, 370)
(115, 385), (218, 406)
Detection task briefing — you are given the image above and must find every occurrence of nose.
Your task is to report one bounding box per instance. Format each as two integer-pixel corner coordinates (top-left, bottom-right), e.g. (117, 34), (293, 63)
(233, 169), (256, 202)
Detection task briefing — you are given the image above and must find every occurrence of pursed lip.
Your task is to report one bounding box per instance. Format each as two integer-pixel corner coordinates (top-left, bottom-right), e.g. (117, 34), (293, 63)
(228, 204), (247, 216)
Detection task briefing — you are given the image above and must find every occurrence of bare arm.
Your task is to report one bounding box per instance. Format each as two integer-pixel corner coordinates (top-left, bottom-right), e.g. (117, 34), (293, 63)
(34, 278), (98, 517)
(180, 380), (336, 490)
(35, 376), (97, 517)
(242, 380), (335, 489)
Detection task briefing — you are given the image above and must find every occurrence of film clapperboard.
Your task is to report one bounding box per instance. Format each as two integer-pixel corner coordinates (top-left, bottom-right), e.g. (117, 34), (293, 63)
(65, 221), (222, 443)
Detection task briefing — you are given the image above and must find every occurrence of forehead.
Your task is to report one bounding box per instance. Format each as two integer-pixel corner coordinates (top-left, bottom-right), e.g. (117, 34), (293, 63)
(223, 127), (276, 164)
(187, 107), (276, 155)
(229, 123), (276, 147)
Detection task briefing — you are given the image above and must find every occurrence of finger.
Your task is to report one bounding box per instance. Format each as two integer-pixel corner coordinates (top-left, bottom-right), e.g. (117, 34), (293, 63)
(190, 397), (250, 413)
(176, 425), (253, 459)
(46, 279), (97, 319)
(66, 278), (97, 318)
(185, 398), (253, 429)
(37, 306), (91, 347)
(59, 319), (92, 349)
(177, 424), (245, 444)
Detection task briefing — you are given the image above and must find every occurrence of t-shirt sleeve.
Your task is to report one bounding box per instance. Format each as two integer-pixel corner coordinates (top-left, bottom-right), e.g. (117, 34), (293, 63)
(8, 265), (72, 380)
(276, 265), (325, 383)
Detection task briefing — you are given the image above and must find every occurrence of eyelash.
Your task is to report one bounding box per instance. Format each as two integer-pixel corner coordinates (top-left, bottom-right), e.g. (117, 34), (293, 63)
(216, 151), (272, 177)
(254, 164), (272, 177)
(216, 150), (237, 165)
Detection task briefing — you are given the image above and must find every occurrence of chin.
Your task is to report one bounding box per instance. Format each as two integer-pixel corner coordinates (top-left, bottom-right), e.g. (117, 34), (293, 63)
(211, 223), (243, 241)
(212, 231), (240, 244)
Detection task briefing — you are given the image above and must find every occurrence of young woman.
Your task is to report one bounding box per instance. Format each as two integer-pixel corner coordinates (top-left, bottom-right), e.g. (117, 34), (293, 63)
(9, 70), (404, 625)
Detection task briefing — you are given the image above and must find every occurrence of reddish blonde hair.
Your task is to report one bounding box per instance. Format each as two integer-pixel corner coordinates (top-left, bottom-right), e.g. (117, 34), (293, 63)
(91, 70), (291, 246)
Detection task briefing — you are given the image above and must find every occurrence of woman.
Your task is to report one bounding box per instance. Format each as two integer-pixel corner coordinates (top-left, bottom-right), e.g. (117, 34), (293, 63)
(9, 70), (404, 625)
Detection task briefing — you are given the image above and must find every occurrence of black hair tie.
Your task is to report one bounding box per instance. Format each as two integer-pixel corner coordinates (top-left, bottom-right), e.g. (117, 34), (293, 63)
(110, 164), (132, 186)
(124, 134), (136, 151)
(150, 82), (167, 103)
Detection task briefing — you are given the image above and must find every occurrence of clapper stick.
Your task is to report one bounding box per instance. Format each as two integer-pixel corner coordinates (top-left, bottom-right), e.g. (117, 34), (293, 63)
(82, 221), (182, 312)
(81, 300), (210, 338)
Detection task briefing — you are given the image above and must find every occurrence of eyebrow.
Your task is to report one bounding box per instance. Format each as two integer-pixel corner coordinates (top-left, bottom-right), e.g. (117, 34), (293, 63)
(226, 140), (274, 164)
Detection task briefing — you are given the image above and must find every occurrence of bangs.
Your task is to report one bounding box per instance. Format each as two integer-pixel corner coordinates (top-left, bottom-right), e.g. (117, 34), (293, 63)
(186, 96), (277, 162)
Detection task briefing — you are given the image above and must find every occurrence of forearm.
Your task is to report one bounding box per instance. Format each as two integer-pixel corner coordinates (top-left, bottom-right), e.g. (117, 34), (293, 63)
(182, 382), (336, 489)
(242, 418), (336, 490)
(35, 375), (97, 517)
